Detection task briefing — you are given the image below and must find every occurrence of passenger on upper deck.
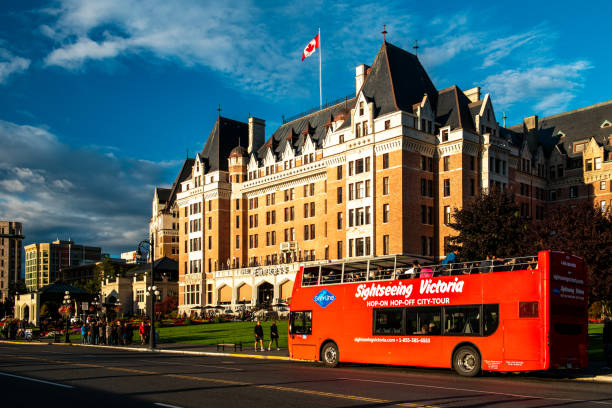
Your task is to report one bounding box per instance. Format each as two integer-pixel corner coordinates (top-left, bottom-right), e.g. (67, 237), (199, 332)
(441, 249), (458, 266)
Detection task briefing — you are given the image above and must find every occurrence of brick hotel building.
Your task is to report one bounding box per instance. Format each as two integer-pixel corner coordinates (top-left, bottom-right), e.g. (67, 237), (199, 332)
(150, 40), (612, 315)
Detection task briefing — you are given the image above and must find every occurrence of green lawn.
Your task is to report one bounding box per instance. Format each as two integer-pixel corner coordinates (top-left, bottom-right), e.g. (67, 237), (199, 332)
(588, 324), (604, 362)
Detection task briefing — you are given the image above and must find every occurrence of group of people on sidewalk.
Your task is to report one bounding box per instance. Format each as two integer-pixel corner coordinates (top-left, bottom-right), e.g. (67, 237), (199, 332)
(79, 320), (149, 346)
(254, 320), (280, 351)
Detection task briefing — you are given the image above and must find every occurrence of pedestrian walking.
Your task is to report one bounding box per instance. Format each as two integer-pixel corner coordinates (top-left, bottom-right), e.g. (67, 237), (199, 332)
(98, 321), (106, 345)
(80, 323), (88, 344)
(268, 320), (280, 351)
(254, 320), (264, 351)
(139, 322), (146, 345)
(106, 322), (113, 345)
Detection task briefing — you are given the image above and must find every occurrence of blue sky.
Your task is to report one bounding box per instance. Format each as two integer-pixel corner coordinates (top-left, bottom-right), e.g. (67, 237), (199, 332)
(1, 0), (611, 256)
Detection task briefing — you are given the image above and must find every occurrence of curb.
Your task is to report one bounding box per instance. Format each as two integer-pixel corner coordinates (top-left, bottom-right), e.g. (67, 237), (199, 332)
(574, 375), (612, 383)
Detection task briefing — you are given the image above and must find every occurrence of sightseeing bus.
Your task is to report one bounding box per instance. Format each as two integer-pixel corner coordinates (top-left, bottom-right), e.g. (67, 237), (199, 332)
(288, 251), (587, 376)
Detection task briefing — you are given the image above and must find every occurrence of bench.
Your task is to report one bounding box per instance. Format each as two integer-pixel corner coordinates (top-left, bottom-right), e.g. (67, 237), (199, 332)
(216, 342), (242, 352)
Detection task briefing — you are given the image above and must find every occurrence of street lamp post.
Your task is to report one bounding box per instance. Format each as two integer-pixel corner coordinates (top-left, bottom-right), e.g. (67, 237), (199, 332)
(62, 291), (71, 343)
(137, 237), (156, 350)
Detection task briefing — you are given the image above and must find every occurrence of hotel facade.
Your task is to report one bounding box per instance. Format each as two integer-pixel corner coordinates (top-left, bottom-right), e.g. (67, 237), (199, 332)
(151, 40), (612, 316)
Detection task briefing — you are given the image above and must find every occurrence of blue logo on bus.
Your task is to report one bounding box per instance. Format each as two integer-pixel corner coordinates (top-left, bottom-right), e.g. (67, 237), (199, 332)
(313, 289), (336, 308)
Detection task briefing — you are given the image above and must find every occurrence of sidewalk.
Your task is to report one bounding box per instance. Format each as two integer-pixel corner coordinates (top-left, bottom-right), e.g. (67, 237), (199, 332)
(1, 339), (610, 382)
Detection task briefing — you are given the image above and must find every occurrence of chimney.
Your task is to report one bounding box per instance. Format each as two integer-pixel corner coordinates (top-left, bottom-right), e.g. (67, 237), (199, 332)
(248, 117), (265, 154)
(355, 64), (369, 94)
(464, 87), (481, 103)
(523, 115), (538, 132)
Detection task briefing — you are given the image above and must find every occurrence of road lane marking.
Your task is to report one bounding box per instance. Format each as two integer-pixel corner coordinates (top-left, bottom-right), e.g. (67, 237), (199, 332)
(137, 359), (243, 371)
(1, 354), (437, 408)
(340, 377), (612, 406)
(154, 403), (184, 408)
(0, 371), (74, 389)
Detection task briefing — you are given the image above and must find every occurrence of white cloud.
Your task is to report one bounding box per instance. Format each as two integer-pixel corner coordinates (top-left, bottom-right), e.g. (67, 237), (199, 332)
(0, 179), (25, 192)
(0, 48), (30, 84)
(41, 0), (297, 95)
(481, 61), (592, 114)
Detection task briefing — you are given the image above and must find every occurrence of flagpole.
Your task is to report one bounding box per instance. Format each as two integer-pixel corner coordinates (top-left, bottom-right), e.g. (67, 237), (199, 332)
(319, 27), (322, 110)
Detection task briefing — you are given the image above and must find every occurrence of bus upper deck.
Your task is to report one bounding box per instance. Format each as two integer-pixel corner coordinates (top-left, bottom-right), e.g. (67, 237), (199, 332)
(301, 254), (539, 287)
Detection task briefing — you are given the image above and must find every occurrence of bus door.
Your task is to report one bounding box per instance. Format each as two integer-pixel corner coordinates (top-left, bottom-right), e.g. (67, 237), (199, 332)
(503, 301), (543, 364)
(289, 310), (317, 360)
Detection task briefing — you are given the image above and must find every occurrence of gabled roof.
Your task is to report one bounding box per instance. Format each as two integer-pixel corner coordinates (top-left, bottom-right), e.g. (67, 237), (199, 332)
(155, 187), (171, 203)
(201, 116), (249, 172)
(166, 158), (195, 209)
(257, 98), (354, 160)
(436, 85), (475, 132)
(361, 41), (437, 117)
(507, 99), (612, 157)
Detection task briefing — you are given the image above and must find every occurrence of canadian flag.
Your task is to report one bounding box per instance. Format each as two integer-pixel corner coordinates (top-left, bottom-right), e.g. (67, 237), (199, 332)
(301, 33), (320, 61)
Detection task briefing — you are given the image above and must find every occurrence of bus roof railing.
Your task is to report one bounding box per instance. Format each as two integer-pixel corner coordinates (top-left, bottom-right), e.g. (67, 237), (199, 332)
(301, 254), (539, 287)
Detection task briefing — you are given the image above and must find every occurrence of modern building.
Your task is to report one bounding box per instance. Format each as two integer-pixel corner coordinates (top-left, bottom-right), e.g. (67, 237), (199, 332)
(154, 38), (612, 315)
(0, 221), (24, 302)
(24, 239), (102, 292)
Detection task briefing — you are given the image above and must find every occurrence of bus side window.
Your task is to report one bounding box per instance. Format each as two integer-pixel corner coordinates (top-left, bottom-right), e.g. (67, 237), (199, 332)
(405, 307), (441, 335)
(445, 306), (481, 335)
(290, 311), (313, 335)
(483, 304), (499, 336)
(373, 308), (403, 335)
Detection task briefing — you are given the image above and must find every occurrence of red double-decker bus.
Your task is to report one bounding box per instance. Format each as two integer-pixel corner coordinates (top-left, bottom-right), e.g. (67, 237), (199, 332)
(288, 250), (587, 376)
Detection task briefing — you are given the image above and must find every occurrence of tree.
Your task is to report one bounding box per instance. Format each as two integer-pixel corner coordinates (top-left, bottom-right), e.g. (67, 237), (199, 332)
(532, 200), (612, 309)
(448, 189), (534, 261)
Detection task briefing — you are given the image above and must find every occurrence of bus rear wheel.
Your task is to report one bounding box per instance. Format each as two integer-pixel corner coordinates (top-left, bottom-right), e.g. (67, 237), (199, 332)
(321, 342), (339, 368)
(453, 346), (481, 377)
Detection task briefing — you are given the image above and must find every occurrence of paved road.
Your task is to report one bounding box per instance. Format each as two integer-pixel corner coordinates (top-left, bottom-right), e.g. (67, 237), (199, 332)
(0, 343), (611, 408)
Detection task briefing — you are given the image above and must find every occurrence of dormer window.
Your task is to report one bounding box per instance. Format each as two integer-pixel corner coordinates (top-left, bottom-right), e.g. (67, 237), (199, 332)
(441, 128), (449, 142)
(359, 102), (364, 116)
(601, 120), (611, 128)
(339, 134), (344, 144)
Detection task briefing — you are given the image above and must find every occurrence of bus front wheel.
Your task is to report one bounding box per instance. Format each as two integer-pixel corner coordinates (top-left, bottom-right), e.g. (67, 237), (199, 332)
(321, 342), (339, 368)
(452, 346), (481, 377)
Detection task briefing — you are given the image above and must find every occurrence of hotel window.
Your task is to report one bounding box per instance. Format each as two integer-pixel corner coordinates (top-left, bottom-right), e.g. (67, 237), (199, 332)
(421, 236), (427, 256)
(427, 206), (433, 225)
(469, 155), (475, 170)
(421, 156), (427, 170)
(310, 202), (315, 216)
(365, 179), (371, 197)
(359, 102), (364, 116)
(595, 157), (602, 170)
(420, 179), (427, 196)
(236, 235), (239, 249)
(337, 241), (343, 259)
(337, 212), (343, 229)
(208, 236), (212, 250)
(421, 205), (427, 224)
(310, 224), (315, 239)
(382, 153), (389, 169)
(443, 179), (450, 197)
(444, 206), (451, 225)
(383, 235), (389, 255)
(557, 164), (564, 178)
(337, 187), (343, 204)
(585, 159), (593, 172)
(383, 204), (389, 223)
(339, 134), (344, 143)
(384, 120), (390, 130)
(355, 158), (364, 174)
(337, 165), (343, 180)
(601, 181), (607, 191)
(383, 177), (389, 195)
(470, 179), (475, 196)
(349, 161), (354, 176)
(271, 231), (276, 245)
(441, 128), (449, 142)
(428, 180), (433, 197)
(304, 203), (309, 218)
(365, 157), (371, 172)
(348, 209), (354, 227)
(208, 217), (212, 230)
(443, 156), (450, 171)
(236, 199), (239, 210)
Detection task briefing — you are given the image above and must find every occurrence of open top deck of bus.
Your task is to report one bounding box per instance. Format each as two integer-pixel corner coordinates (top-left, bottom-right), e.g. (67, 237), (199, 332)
(301, 254), (539, 286)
